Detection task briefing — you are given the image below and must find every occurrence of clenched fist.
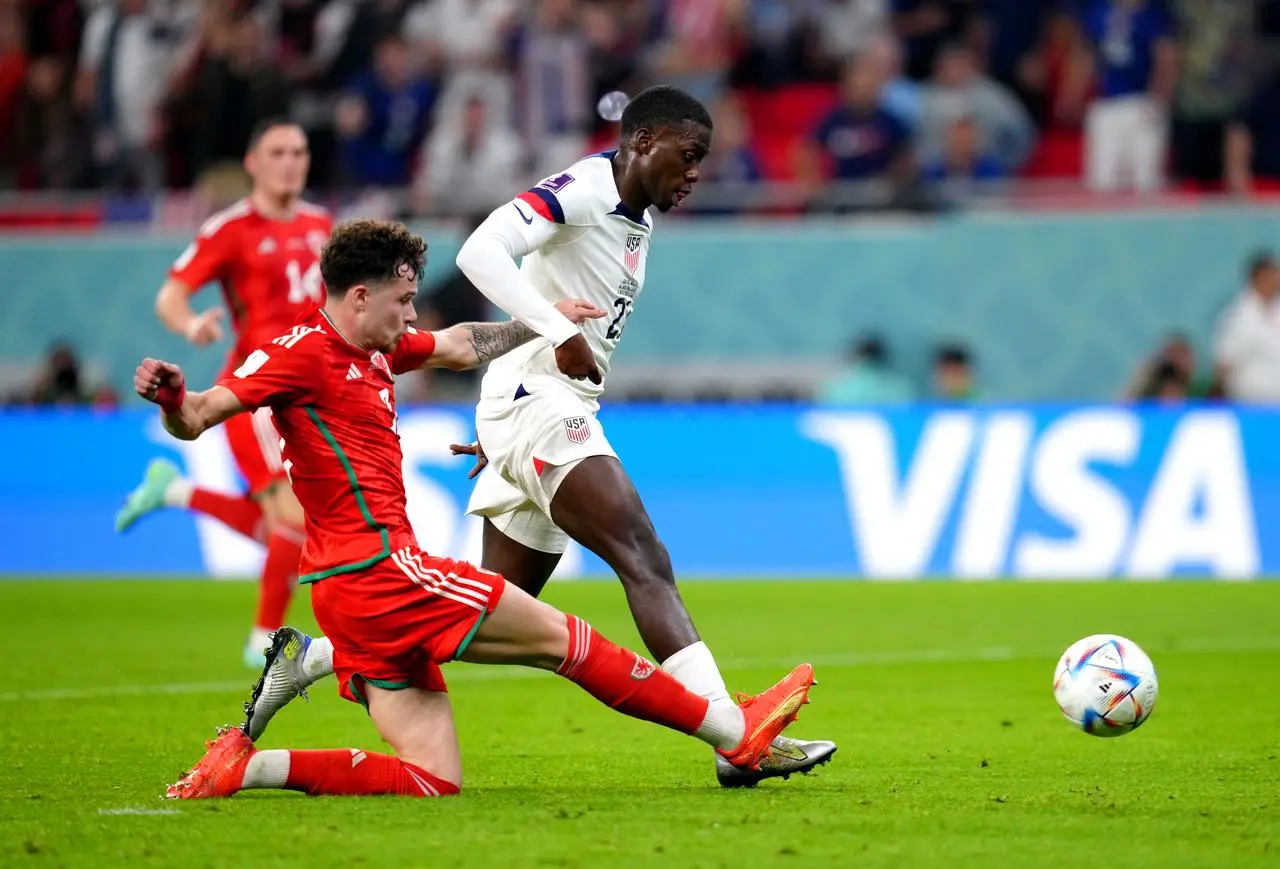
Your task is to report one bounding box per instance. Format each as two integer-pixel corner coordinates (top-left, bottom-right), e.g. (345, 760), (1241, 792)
(135, 358), (187, 411)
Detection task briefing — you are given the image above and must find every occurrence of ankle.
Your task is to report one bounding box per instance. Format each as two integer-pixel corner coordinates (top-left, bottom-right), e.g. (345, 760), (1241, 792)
(695, 701), (746, 751)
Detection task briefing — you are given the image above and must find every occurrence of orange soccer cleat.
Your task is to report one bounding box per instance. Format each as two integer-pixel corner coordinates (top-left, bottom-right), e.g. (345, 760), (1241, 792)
(717, 663), (817, 771)
(166, 726), (256, 800)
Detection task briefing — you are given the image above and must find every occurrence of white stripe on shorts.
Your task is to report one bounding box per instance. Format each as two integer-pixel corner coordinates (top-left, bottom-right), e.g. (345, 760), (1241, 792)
(406, 551), (491, 606)
(391, 549), (485, 612)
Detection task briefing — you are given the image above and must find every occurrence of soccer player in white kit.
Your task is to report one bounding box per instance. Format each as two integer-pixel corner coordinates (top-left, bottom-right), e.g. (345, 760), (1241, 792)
(242, 87), (837, 787)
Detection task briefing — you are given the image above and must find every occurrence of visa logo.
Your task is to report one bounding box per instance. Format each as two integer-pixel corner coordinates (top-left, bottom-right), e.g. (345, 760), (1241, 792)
(802, 409), (1260, 578)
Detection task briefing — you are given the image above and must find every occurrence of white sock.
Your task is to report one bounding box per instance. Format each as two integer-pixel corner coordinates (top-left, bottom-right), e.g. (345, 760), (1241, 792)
(694, 704), (746, 750)
(662, 641), (742, 747)
(247, 627), (273, 654)
(662, 641), (733, 704)
(163, 477), (193, 508)
(241, 749), (290, 789)
(301, 635), (335, 686)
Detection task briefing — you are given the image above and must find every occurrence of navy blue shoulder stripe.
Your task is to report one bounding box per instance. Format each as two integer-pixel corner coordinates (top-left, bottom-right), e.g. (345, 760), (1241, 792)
(521, 187), (566, 224)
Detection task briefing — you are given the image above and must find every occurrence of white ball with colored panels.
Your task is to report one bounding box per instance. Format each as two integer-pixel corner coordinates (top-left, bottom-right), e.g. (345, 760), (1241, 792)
(1053, 634), (1159, 737)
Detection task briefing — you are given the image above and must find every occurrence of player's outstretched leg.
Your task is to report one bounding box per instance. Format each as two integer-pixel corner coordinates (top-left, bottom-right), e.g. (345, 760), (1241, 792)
(242, 530), (835, 785)
(243, 613), (815, 774)
(547, 455), (837, 786)
(115, 457), (265, 540)
(456, 580), (816, 770)
(239, 503), (834, 784)
(183, 578), (814, 799)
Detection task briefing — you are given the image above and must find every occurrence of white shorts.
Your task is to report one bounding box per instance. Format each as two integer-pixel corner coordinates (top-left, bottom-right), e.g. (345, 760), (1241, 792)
(466, 384), (617, 554)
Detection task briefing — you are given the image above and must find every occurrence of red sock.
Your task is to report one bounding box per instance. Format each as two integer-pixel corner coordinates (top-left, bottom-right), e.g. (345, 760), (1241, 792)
(558, 614), (709, 736)
(253, 526), (303, 631)
(284, 750), (459, 797)
(190, 489), (266, 543)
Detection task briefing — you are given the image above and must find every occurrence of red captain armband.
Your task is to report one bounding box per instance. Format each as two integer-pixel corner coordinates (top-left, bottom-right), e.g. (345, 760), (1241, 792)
(156, 378), (187, 414)
(389, 327), (438, 374)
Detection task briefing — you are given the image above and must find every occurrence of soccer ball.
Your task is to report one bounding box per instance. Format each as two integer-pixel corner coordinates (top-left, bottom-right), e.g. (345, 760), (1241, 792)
(1052, 634), (1158, 737)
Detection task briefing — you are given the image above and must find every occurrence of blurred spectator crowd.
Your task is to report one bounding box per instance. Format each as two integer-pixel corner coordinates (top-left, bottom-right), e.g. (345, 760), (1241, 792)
(2, 0), (1280, 215)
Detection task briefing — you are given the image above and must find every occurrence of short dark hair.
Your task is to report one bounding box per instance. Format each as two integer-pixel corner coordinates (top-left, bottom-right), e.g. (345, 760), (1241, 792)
(851, 332), (888, 365)
(620, 86), (713, 138)
(320, 219), (427, 297)
(1247, 249), (1277, 281)
(934, 344), (972, 368)
(247, 117), (303, 152)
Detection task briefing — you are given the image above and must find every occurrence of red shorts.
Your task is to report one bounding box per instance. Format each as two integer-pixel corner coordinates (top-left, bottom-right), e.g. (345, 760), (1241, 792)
(309, 546), (507, 706)
(224, 407), (287, 496)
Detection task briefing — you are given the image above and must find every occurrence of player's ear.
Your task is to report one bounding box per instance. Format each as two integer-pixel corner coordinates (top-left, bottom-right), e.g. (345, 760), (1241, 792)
(349, 284), (370, 310)
(633, 128), (655, 156)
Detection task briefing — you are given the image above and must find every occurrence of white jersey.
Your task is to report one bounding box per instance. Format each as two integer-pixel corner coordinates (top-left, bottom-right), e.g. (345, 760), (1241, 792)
(479, 152), (654, 409)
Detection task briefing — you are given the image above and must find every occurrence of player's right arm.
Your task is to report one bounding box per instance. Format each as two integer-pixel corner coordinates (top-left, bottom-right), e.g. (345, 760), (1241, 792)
(137, 328), (322, 440)
(455, 183), (601, 383)
(134, 359), (244, 440)
(160, 221), (236, 346)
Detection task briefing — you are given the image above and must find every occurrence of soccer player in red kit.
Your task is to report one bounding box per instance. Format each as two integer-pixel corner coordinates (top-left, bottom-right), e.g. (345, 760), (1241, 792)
(115, 119), (332, 667)
(139, 219), (818, 799)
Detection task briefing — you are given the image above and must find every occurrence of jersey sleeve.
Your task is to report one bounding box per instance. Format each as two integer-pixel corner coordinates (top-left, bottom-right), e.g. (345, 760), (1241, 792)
(514, 167), (605, 228)
(389, 327), (438, 374)
(170, 223), (235, 292)
(454, 205), (582, 346)
(216, 329), (324, 409)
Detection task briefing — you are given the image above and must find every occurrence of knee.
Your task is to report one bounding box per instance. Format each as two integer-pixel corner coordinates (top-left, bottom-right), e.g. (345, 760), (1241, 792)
(503, 599), (573, 671)
(399, 759), (463, 795)
(534, 608), (572, 669)
(610, 532), (675, 586)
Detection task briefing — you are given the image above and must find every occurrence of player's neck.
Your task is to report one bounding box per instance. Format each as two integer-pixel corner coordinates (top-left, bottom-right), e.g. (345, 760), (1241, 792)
(611, 151), (652, 215)
(250, 190), (298, 221)
(320, 304), (375, 351)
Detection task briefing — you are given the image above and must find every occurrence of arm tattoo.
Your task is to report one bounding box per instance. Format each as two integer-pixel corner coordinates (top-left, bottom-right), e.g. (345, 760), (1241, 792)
(463, 320), (540, 365)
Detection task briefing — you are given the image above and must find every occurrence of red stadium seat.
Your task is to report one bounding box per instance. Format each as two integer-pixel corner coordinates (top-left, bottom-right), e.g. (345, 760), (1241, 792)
(1021, 128), (1085, 179)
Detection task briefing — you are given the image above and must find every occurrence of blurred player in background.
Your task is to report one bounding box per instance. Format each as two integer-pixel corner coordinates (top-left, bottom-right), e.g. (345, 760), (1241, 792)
(140, 219), (816, 800)
(243, 86), (838, 787)
(114, 118), (332, 667)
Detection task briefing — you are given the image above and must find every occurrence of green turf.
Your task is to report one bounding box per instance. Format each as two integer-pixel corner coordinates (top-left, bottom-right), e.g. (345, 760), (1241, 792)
(1, 579), (1277, 869)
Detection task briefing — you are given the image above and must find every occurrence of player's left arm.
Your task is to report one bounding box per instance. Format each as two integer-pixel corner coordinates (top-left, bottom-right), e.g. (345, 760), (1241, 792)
(422, 298), (608, 371)
(134, 358), (246, 440)
(454, 181), (601, 348)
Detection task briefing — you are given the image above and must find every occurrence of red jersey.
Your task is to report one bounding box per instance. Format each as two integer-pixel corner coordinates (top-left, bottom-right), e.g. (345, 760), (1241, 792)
(217, 312), (438, 582)
(170, 199), (333, 378)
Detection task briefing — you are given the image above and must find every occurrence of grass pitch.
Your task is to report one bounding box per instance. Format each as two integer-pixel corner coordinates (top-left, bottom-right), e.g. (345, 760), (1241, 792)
(0, 579), (1277, 868)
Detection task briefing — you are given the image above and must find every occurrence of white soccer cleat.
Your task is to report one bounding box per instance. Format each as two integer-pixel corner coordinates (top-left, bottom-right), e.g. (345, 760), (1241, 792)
(241, 627), (312, 741)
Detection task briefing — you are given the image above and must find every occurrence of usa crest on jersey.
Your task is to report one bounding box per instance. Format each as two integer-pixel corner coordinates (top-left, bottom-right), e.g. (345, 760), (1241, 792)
(623, 233), (642, 274)
(563, 416), (591, 444)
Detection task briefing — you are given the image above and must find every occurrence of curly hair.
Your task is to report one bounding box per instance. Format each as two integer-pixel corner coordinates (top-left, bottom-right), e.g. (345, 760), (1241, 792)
(320, 219), (427, 297)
